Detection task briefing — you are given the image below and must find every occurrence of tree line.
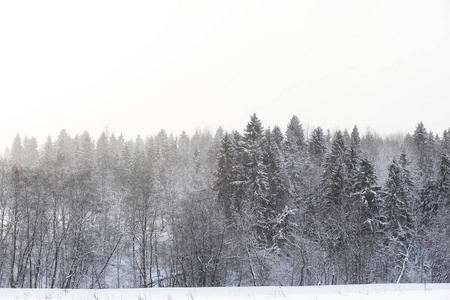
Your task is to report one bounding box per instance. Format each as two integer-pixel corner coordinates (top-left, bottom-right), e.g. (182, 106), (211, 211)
(0, 115), (449, 288)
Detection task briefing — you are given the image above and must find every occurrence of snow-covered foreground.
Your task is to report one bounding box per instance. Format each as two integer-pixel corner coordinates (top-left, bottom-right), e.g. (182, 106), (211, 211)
(1, 284), (449, 300)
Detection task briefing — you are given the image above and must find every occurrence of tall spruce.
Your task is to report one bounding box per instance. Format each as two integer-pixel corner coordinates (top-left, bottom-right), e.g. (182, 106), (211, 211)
(242, 114), (269, 242)
(263, 128), (292, 246)
(382, 153), (415, 283)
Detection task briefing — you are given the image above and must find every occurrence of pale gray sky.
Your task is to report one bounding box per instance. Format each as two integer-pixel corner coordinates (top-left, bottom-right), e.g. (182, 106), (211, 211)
(1, 0), (449, 150)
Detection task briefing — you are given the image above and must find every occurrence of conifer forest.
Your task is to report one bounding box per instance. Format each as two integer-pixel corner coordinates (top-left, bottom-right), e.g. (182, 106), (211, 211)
(0, 115), (449, 288)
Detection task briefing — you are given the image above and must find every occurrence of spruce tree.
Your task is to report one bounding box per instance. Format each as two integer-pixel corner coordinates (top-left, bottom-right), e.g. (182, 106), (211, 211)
(284, 116), (306, 209)
(242, 114), (269, 243)
(413, 122), (434, 182)
(263, 128), (292, 247)
(382, 154), (415, 282)
(285, 115), (305, 152)
(309, 127), (327, 166)
(215, 133), (236, 217)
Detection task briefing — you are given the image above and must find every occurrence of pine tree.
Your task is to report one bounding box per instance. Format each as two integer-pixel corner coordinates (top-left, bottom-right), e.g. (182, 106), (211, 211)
(242, 114), (269, 243)
(10, 134), (22, 167)
(215, 133), (236, 217)
(354, 158), (381, 222)
(438, 153), (450, 204)
(442, 129), (450, 154)
(263, 128), (292, 247)
(434, 153), (450, 281)
(413, 122), (434, 182)
(95, 132), (111, 180)
(271, 126), (284, 149)
(22, 137), (39, 168)
(347, 126), (362, 188)
(382, 153), (415, 282)
(323, 130), (348, 206)
(243, 114), (268, 209)
(308, 127), (327, 166)
(350, 157), (382, 283)
(285, 115), (305, 152)
(320, 131), (352, 281)
(284, 116), (306, 208)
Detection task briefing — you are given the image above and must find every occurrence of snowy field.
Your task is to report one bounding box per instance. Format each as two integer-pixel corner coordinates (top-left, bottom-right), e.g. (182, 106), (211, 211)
(1, 284), (449, 300)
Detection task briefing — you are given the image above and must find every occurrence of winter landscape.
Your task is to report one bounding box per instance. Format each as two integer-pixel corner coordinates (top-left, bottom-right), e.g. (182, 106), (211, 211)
(1, 0), (450, 299)
(1, 117), (449, 290)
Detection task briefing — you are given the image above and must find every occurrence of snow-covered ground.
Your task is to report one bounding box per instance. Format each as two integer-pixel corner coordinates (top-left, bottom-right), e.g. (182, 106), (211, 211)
(1, 284), (449, 300)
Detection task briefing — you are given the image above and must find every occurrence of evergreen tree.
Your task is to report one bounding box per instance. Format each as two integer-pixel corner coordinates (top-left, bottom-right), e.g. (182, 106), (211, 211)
(285, 115), (305, 152)
(354, 158), (381, 222)
(22, 137), (39, 168)
(10, 134), (22, 167)
(347, 125), (362, 189)
(243, 114), (268, 209)
(323, 130), (348, 206)
(271, 126), (284, 149)
(382, 153), (415, 283)
(423, 152), (450, 282)
(413, 122), (434, 183)
(350, 157), (383, 283)
(242, 114), (269, 243)
(95, 132), (111, 180)
(284, 116), (306, 208)
(308, 127), (327, 166)
(442, 129), (450, 154)
(320, 130), (353, 283)
(263, 128), (292, 247)
(215, 133), (236, 217)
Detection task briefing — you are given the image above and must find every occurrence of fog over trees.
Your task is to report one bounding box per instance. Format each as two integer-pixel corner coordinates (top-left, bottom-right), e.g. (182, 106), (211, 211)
(0, 115), (449, 288)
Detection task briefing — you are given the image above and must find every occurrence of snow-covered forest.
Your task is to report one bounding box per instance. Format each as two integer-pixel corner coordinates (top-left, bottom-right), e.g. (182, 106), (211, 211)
(0, 114), (449, 288)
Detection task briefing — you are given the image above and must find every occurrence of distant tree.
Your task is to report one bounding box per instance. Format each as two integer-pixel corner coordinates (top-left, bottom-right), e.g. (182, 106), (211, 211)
(215, 133), (237, 217)
(308, 127), (327, 167)
(284, 116), (306, 205)
(10, 134), (22, 167)
(413, 122), (434, 183)
(22, 137), (39, 167)
(347, 126), (362, 186)
(285, 115), (305, 152)
(271, 126), (284, 149)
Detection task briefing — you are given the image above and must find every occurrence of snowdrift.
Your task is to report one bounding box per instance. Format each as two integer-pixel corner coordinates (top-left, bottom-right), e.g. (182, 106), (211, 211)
(1, 284), (449, 300)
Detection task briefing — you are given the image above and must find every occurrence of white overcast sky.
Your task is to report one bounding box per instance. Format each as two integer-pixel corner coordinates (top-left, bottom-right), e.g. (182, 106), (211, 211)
(0, 0), (449, 150)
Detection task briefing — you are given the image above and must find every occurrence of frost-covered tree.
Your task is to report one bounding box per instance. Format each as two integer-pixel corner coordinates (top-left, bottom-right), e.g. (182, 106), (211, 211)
(242, 114), (269, 242)
(262, 128), (292, 247)
(350, 157), (383, 283)
(322, 131), (348, 207)
(215, 133), (235, 217)
(413, 122), (434, 183)
(308, 127), (327, 167)
(10, 134), (23, 167)
(347, 126), (362, 186)
(284, 116), (306, 204)
(319, 130), (355, 283)
(285, 115), (305, 152)
(381, 153), (415, 283)
(421, 152), (450, 282)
